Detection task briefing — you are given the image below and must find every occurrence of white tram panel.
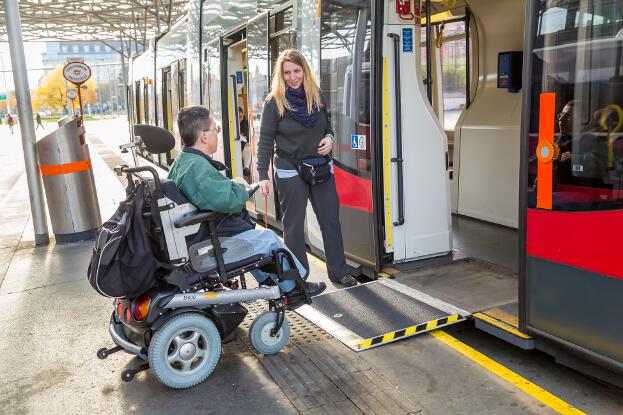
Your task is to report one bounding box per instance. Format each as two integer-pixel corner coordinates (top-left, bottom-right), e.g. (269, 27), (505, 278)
(452, 0), (525, 228)
(385, 0), (452, 262)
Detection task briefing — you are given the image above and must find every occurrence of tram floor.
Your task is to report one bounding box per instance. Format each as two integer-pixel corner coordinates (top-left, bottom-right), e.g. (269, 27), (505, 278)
(1, 120), (620, 414)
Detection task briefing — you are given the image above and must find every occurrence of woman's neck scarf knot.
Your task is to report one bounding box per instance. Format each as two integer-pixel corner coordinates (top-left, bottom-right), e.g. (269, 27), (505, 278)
(285, 87), (319, 128)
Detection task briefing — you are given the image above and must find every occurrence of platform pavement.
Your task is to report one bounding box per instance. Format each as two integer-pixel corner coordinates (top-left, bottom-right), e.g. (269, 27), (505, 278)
(0, 120), (422, 414)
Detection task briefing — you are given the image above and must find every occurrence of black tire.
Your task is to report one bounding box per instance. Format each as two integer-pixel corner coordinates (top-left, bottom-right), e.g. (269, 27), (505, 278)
(97, 348), (108, 360)
(148, 313), (221, 389)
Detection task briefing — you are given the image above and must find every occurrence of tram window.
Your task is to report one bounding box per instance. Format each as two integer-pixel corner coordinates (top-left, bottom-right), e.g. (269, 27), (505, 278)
(269, 6), (293, 33)
(321, 0), (372, 178)
(440, 22), (467, 131)
(528, 0), (623, 212)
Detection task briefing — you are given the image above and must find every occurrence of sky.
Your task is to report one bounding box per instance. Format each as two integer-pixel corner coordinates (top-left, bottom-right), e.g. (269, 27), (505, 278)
(0, 42), (48, 92)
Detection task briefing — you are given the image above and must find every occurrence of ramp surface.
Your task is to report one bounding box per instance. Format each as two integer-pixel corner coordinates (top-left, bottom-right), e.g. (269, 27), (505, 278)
(395, 258), (518, 313)
(298, 280), (464, 350)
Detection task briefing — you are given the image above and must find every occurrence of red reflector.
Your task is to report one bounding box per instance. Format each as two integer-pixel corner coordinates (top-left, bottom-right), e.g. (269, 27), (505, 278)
(117, 302), (122, 317)
(133, 295), (152, 321)
(125, 308), (131, 321)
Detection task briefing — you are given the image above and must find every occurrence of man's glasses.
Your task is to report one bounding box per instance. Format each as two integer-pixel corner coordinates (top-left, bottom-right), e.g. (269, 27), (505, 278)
(204, 125), (221, 134)
(557, 112), (571, 121)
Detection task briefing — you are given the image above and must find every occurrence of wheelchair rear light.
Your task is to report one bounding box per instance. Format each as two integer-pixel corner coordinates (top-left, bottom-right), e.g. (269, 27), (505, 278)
(133, 295), (152, 321)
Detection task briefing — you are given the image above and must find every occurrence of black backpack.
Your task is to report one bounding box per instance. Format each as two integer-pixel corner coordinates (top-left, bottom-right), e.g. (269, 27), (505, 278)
(87, 182), (160, 298)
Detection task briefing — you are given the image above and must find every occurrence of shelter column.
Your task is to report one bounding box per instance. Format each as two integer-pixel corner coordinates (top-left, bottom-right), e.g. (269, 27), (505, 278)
(4, 0), (49, 245)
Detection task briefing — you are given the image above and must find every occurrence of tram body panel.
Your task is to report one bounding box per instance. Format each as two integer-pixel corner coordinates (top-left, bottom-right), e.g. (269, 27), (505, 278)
(521, 0), (623, 374)
(453, 0), (525, 228)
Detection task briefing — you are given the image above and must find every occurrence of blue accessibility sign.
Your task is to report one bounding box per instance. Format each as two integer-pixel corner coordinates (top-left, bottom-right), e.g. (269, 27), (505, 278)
(236, 71), (243, 84)
(402, 28), (413, 53)
(351, 134), (366, 150)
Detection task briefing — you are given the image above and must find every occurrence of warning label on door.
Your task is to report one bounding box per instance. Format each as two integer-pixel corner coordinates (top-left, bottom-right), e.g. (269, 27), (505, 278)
(351, 134), (366, 150)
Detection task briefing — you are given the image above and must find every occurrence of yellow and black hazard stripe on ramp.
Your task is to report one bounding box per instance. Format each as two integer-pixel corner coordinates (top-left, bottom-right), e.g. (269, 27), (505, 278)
(297, 279), (468, 352)
(357, 314), (463, 350)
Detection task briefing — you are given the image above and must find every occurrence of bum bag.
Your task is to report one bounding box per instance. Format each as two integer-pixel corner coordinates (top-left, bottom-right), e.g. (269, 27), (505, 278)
(277, 149), (332, 186)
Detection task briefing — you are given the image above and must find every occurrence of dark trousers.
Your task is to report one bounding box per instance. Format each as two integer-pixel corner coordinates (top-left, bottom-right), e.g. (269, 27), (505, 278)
(275, 173), (347, 281)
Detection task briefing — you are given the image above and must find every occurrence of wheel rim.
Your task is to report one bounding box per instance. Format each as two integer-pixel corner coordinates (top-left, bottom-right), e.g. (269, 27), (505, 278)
(259, 321), (284, 348)
(164, 327), (210, 376)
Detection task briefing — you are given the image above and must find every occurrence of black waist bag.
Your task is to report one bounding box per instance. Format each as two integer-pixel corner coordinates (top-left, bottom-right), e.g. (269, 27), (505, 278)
(278, 150), (332, 186)
(87, 183), (159, 298)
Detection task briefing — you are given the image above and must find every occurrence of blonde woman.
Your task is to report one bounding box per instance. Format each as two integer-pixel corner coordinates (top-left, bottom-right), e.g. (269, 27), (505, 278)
(256, 49), (356, 287)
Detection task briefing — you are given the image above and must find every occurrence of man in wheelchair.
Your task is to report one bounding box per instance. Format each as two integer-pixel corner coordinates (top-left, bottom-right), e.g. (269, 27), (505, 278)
(168, 105), (326, 307)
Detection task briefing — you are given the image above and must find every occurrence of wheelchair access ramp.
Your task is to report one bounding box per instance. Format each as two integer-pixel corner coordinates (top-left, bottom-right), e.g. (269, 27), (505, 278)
(297, 279), (467, 351)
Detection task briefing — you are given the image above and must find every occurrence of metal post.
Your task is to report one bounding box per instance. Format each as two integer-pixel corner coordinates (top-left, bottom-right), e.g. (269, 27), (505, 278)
(0, 55), (11, 115)
(4, 0), (49, 245)
(64, 78), (72, 115)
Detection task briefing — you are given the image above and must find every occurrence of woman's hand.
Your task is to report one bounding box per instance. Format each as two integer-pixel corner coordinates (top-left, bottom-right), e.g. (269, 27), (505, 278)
(317, 136), (333, 156)
(258, 180), (271, 196)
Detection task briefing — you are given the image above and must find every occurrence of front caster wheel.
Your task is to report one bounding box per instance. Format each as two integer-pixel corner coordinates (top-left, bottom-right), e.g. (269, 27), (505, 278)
(249, 311), (290, 355)
(97, 348), (108, 360)
(121, 370), (134, 382)
(148, 313), (221, 389)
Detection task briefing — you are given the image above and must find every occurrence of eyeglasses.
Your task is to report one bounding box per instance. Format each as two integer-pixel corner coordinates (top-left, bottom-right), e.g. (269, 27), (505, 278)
(204, 125), (221, 134)
(557, 112), (571, 121)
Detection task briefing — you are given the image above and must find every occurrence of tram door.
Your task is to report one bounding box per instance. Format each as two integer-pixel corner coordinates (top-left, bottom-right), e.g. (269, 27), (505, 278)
(162, 67), (174, 166)
(226, 31), (248, 181)
(204, 37), (230, 167)
(246, 12), (270, 215)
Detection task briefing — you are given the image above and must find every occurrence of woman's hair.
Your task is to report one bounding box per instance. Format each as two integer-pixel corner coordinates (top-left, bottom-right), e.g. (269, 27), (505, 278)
(268, 49), (321, 117)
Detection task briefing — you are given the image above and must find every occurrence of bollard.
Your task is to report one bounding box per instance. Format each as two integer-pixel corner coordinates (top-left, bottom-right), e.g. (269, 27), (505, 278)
(36, 117), (101, 242)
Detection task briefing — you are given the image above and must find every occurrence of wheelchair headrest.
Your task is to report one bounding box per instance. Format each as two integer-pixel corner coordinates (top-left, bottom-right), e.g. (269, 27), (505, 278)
(134, 124), (175, 154)
(161, 179), (191, 205)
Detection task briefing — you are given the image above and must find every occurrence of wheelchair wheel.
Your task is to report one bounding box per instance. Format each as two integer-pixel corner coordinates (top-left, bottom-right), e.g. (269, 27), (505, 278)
(148, 313), (221, 389)
(249, 311), (290, 355)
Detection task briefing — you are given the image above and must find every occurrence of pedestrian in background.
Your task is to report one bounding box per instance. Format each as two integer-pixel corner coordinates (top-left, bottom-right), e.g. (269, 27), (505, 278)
(7, 114), (14, 135)
(36, 113), (44, 130)
(256, 49), (356, 288)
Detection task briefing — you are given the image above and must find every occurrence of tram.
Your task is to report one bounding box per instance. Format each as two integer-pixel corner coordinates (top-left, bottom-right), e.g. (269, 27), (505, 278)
(128, 0), (623, 385)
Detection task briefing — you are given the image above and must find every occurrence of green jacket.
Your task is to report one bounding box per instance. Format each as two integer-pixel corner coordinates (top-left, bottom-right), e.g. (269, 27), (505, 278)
(167, 149), (248, 213)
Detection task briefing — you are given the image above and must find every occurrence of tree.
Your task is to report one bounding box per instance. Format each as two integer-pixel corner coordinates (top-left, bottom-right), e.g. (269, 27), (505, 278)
(35, 67), (97, 113)
(0, 91), (17, 114)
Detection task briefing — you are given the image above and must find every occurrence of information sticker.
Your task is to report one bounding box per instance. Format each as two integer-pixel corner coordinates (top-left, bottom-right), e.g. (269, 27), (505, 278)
(351, 134), (367, 150)
(402, 28), (413, 53)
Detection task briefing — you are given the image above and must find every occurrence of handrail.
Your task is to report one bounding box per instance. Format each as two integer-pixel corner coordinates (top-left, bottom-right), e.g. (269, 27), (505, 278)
(388, 32), (405, 227)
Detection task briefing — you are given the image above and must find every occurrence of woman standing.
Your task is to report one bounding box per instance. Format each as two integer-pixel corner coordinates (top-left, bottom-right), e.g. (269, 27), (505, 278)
(256, 49), (356, 287)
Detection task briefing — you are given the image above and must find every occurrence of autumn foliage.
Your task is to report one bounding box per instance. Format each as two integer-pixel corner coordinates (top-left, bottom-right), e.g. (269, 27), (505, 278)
(35, 67), (97, 112)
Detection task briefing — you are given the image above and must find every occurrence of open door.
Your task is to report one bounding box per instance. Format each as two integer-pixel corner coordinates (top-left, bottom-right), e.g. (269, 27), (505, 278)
(204, 37), (230, 168)
(246, 12), (278, 221)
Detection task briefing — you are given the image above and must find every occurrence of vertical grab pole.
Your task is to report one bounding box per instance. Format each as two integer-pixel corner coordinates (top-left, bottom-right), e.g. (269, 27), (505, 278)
(388, 33), (405, 226)
(4, 0), (49, 245)
(425, 0), (433, 104)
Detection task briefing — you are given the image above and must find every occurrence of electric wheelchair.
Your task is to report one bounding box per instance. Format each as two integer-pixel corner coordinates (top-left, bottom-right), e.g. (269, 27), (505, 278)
(96, 124), (309, 389)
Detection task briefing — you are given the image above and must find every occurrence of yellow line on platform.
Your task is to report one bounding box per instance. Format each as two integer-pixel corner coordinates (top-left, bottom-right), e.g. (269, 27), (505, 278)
(430, 330), (586, 415)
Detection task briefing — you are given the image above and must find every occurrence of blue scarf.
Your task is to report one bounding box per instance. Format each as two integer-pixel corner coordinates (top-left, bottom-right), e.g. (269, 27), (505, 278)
(285, 87), (319, 128)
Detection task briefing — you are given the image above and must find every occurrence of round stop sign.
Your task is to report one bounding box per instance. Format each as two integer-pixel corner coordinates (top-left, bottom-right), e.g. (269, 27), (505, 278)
(63, 62), (91, 85)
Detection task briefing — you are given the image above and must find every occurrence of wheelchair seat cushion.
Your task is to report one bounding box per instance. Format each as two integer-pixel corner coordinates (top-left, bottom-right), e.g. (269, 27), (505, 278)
(185, 254), (264, 285)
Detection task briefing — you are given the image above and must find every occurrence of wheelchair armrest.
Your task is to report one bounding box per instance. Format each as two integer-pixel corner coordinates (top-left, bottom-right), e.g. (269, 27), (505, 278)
(174, 211), (226, 228)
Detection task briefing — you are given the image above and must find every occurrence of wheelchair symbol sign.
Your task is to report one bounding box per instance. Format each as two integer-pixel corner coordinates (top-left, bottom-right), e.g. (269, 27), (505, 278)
(351, 134), (366, 150)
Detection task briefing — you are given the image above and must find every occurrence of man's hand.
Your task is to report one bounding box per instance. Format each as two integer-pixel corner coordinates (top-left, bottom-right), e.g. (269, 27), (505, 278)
(318, 136), (333, 156)
(560, 151), (572, 162)
(258, 180), (270, 196)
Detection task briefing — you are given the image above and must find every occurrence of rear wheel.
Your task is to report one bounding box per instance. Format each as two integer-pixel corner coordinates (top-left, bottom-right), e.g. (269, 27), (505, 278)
(249, 311), (290, 355)
(148, 313), (221, 389)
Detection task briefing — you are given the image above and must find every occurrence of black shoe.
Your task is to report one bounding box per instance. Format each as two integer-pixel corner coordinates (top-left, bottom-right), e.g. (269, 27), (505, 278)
(306, 281), (326, 297)
(334, 275), (357, 287)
